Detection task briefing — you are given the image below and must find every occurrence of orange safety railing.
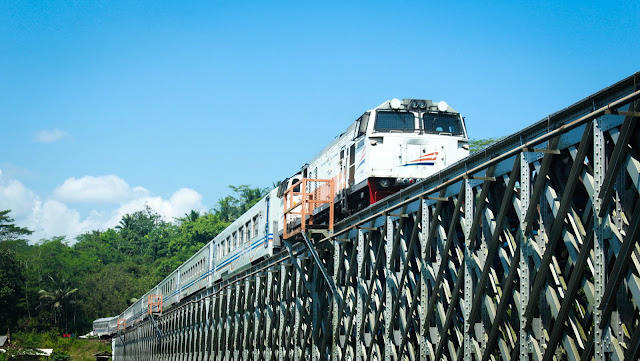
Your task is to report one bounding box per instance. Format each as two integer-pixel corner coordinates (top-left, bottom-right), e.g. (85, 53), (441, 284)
(283, 178), (334, 239)
(147, 294), (163, 315)
(117, 318), (126, 332)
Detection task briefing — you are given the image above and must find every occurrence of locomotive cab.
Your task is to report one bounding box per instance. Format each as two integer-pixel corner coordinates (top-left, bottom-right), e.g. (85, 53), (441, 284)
(356, 98), (469, 204)
(293, 98), (470, 222)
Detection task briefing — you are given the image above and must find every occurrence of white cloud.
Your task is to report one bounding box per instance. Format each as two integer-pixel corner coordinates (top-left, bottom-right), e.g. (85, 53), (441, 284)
(53, 175), (150, 204)
(0, 173), (39, 219)
(34, 128), (68, 143)
(106, 188), (206, 228)
(28, 200), (86, 241)
(0, 170), (207, 244)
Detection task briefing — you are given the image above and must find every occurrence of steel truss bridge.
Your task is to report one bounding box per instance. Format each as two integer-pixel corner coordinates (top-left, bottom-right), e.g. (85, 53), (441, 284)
(114, 73), (640, 360)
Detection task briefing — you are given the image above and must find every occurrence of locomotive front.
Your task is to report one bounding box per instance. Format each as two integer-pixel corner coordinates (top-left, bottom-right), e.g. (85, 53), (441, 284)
(359, 98), (469, 202)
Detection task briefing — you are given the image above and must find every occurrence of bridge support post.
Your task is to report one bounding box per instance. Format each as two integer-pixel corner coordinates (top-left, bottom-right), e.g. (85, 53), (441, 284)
(242, 277), (251, 361)
(464, 179), (474, 360)
(520, 152), (531, 359)
(419, 199), (430, 360)
(278, 264), (288, 361)
(594, 117), (608, 361)
(233, 282), (241, 360)
(332, 238), (340, 361)
(294, 261), (303, 361)
(204, 296), (210, 361)
(355, 229), (365, 361)
(384, 215), (394, 361)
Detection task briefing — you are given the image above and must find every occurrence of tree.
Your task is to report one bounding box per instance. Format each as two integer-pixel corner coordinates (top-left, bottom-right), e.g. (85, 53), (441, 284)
(115, 205), (164, 257)
(0, 185), (272, 335)
(0, 209), (33, 241)
(168, 212), (228, 258)
(178, 210), (201, 223)
(468, 137), (506, 153)
(0, 209), (33, 253)
(0, 210), (32, 332)
(214, 185), (269, 222)
(0, 249), (26, 332)
(37, 277), (78, 332)
(78, 261), (157, 323)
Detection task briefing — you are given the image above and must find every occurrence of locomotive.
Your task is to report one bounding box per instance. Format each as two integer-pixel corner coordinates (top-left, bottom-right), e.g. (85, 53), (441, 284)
(94, 98), (469, 336)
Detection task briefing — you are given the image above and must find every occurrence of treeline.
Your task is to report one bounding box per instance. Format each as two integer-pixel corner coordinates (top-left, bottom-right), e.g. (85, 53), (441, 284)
(0, 185), (268, 335)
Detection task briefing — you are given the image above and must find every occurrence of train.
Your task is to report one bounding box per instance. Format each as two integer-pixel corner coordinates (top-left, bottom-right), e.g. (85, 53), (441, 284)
(93, 98), (469, 336)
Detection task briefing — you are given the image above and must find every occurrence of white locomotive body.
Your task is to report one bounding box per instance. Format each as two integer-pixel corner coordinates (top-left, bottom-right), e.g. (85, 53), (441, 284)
(97, 98), (469, 336)
(284, 98), (468, 213)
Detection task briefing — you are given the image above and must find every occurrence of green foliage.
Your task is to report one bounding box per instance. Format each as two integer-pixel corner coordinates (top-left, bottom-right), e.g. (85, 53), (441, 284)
(215, 185), (269, 222)
(0, 248), (25, 330)
(468, 137), (506, 153)
(0, 184), (268, 337)
(0, 209), (33, 242)
(52, 352), (72, 361)
(8, 331), (111, 361)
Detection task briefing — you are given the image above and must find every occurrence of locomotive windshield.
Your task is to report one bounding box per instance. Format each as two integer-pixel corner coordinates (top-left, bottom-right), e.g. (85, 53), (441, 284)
(422, 112), (464, 135)
(374, 111), (416, 131)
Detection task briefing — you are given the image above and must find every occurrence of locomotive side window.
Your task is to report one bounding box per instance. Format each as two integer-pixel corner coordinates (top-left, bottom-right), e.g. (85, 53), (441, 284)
(374, 111), (415, 131)
(422, 113), (464, 135)
(245, 222), (251, 241)
(356, 112), (370, 136)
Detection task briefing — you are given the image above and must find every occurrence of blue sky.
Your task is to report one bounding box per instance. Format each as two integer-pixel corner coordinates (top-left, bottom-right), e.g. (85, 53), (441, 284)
(1, 0), (638, 242)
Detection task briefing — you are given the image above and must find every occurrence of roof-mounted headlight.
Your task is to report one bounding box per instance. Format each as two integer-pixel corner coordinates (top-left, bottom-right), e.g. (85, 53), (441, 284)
(410, 100), (419, 109)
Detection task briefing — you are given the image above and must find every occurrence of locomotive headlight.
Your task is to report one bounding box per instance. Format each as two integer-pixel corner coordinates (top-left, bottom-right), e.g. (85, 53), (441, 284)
(419, 100), (427, 109)
(379, 178), (391, 188)
(410, 100), (419, 109)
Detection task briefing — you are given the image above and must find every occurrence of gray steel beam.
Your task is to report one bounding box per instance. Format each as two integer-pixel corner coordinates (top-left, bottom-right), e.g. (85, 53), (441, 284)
(463, 178), (474, 360)
(433, 262), (465, 360)
(112, 74), (640, 361)
(594, 117), (607, 361)
(519, 151), (532, 359)
(466, 160), (519, 338)
(422, 184), (465, 332)
(598, 101), (639, 216)
(482, 242), (520, 361)
(541, 219), (594, 361)
(524, 125), (592, 323)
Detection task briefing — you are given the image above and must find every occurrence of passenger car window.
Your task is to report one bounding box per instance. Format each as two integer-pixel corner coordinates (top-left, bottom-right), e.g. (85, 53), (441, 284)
(253, 216), (259, 237)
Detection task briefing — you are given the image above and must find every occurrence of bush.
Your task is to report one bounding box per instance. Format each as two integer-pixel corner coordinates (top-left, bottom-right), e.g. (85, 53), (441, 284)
(52, 352), (72, 361)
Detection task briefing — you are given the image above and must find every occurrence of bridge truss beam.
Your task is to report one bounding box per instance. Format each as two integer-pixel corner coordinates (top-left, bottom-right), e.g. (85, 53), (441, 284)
(113, 73), (640, 360)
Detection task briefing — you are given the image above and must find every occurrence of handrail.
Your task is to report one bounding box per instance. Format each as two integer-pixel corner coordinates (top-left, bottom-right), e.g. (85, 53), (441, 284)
(282, 178), (334, 239)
